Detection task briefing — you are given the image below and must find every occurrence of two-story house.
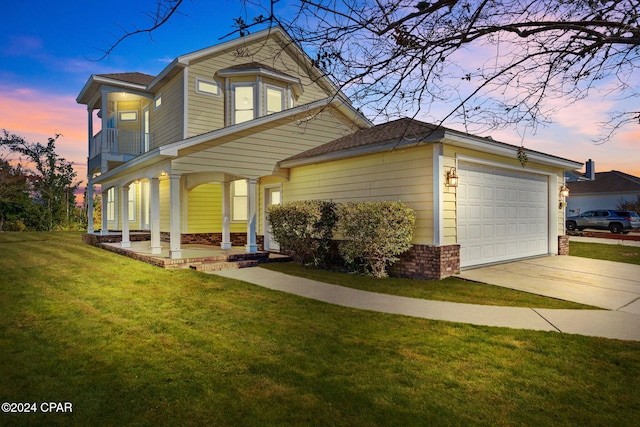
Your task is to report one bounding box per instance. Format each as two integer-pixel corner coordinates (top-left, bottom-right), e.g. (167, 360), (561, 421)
(78, 27), (582, 279)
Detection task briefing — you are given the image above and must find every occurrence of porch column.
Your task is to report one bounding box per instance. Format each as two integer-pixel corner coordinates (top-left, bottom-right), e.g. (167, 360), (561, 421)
(169, 174), (182, 259)
(149, 177), (162, 255)
(100, 90), (109, 174)
(87, 181), (94, 234)
(245, 178), (258, 253)
(121, 184), (130, 248)
(101, 188), (108, 235)
(221, 181), (232, 250)
(87, 107), (93, 157)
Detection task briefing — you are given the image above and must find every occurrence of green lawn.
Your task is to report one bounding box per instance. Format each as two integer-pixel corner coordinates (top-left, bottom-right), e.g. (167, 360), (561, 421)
(1, 232), (639, 426)
(260, 263), (595, 309)
(570, 240), (640, 265)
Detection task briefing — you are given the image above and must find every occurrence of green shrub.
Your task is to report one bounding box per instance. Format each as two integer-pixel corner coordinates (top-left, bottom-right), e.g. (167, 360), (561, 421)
(267, 200), (338, 267)
(338, 201), (415, 278)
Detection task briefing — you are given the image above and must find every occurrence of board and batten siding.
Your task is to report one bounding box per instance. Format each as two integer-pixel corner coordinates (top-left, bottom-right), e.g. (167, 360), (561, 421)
(283, 145), (434, 245)
(152, 72), (184, 148)
(172, 108), (357, 178)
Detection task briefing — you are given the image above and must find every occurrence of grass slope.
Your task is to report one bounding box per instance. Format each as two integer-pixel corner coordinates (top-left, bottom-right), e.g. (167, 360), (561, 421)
(0, 232), (638, 426)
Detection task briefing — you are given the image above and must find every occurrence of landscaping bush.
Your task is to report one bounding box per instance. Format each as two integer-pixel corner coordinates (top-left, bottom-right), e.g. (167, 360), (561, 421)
(338, 201), (415, 278)
(267, 200), (338, 267)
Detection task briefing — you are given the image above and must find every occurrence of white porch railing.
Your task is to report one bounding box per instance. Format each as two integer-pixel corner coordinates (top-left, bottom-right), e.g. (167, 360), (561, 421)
(89, 128), (155, 159)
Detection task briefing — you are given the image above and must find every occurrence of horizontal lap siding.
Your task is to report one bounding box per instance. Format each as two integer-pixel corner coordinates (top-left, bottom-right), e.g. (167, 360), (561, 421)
(284, 146), (434, 244)
(153, 73), (184, 147)
(187, 183), (245, 233)
(172, 109), (355, 177)
(186, 37), (332, 139)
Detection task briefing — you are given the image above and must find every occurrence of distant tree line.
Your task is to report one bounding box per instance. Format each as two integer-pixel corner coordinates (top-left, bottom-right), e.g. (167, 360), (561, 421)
(0, 130), (83, 231)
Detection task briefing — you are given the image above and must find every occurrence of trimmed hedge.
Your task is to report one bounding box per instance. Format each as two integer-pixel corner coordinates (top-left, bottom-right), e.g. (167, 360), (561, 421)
(268, 200), (415, 277)
(338, 201), (415, 278)
(266, 200), (337, 267)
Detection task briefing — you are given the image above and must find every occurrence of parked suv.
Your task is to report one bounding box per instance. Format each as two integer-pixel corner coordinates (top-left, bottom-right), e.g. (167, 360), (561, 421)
(566, 210), (640, 233)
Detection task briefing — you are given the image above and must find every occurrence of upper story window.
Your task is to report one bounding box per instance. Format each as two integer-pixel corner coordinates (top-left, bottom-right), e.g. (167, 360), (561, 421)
(196, 78), (221, 97)
(265, 85), (285, 115)
(119, 111), (138, 122)
(154, 94), (162, 110)
(233, 84), (256, 124)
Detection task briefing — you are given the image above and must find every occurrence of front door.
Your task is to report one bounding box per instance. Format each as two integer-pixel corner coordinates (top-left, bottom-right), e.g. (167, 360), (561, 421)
(264, 186), (282, 251)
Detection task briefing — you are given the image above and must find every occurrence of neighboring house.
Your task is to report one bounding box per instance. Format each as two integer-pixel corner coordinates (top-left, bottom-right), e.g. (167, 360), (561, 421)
(77, 27), (582, 279)
(566, 160), (640, 215)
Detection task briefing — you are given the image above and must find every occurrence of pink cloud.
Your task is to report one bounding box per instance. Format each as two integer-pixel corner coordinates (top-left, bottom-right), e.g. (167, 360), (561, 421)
(0, 85), (88, 182)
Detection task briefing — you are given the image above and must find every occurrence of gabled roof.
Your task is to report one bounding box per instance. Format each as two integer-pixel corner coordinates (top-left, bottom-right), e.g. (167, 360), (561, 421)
(568, 171), (640, 194)
(280, 118), (582, 170)
(284, 118), (437, 162)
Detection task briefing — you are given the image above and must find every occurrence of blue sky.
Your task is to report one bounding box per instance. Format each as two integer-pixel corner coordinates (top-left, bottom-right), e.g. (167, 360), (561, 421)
(2, 0), (639, 184)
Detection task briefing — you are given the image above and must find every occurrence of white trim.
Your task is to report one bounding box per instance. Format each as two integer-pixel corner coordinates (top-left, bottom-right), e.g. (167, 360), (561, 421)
(263, 183), (283, 251)
(456, 156), (560, 266)
(153, 94), (162, 110)
(183, 68), (189, 140)
(195, 77), (221, 97)
(231, 82), (257, 124)
(432, 143), (444, 246)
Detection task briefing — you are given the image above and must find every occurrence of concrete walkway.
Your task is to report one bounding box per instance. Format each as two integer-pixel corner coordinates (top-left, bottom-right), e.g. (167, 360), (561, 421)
(213, 266), (640, 342)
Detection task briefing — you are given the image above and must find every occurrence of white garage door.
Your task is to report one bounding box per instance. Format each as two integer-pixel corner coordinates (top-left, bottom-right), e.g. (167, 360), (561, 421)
(458, 162), (549, 268)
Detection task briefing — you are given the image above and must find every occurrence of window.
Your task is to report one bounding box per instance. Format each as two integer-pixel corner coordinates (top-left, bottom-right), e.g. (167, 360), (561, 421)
(196, 78), (221, 96)
(154, 94), (162, 110)
(119, 111), (138, 122)
(233, 84), (255, 124)
(128, 184), (136, 221)
(231, 180), (248, 221)
(266, 86), (285, 114)
(106, 187), (116, 221)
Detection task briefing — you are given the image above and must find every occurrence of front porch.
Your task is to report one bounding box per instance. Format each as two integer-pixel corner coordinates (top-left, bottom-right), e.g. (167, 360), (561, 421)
(83, 233), (290, 271)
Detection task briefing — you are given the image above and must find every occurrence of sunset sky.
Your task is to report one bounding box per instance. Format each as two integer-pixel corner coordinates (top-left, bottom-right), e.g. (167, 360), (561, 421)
(2, 0), (639, 187)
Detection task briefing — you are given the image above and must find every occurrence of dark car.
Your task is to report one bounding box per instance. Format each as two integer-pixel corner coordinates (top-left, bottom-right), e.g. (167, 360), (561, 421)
(566, 210), (639, 233)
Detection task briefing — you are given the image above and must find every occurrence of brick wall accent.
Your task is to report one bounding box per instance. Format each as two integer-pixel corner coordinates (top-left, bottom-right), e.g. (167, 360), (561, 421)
(388, 244), (461, 280)
(158, 232), (264, 249)
(558, 235), (570, 255)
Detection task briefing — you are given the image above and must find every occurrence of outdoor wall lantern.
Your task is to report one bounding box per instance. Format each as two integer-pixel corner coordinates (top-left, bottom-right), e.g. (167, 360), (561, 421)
(560, 184), (569, 198)
(445, 167), (459, 187)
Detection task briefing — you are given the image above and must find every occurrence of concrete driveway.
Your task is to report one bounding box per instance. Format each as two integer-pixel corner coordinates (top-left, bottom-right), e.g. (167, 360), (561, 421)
(458, 256), (640, 314)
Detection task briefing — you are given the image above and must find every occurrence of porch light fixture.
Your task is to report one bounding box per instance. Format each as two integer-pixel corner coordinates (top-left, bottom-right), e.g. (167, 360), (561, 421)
(445, 167), (459, 187)
(560, 184), (569, 198)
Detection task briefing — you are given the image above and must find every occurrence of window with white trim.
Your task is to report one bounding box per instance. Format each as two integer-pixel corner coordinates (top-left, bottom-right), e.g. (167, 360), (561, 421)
(118, 111), (138, 122)
(128, 184), (136, 221)
(265, 85), (285, 115)
(196, 78), (221, 97)
(233, 84), (255, 124)
(106, 187), (116, 221)
(231, 180), (248, 221)
(154, 94), (162, 110)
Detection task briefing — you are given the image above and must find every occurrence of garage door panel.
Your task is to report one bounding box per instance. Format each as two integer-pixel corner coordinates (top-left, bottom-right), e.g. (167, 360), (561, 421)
(459, 162), (549, 267)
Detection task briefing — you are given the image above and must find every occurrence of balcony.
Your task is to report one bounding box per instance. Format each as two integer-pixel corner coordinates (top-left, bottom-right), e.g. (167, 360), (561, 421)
(89, 128), (155, 174)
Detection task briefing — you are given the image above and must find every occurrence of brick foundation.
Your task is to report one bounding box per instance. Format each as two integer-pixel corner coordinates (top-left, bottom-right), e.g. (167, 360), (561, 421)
(388, 244), (461, 280)
(558, 235), (570, 255)
(84, 232), (263, 250)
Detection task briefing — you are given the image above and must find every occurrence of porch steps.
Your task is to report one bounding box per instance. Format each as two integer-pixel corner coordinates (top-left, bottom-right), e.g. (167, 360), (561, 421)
(190, 259), (259, 272)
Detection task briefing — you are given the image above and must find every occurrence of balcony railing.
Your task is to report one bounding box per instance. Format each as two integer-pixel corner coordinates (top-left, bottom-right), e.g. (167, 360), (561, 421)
(89, 128), (155, 159)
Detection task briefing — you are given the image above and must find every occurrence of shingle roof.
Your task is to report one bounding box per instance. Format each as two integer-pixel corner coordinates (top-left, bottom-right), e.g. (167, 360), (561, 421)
(568, 171), (640, 194)
(217, 61), (297, 80)
(97, 72), (155, 86)
(285, 118), (439, 161)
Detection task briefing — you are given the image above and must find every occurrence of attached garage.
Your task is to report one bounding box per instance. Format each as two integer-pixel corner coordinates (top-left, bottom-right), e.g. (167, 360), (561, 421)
(457, 162), (549, 268)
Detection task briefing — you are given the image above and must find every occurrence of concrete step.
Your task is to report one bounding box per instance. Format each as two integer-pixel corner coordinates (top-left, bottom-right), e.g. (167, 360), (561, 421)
(191, 259), (259, 272)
